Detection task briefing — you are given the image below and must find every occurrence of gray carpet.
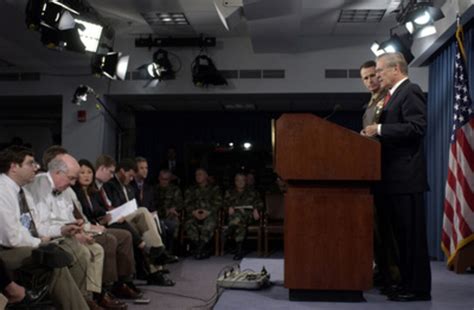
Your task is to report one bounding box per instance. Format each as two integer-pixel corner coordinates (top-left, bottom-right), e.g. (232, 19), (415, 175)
(127, 256), (474, 310)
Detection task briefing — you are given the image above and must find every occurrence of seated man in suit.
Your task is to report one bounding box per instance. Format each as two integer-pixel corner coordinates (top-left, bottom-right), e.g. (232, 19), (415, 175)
(184, 168), (222, 259)
(97, 156), (177, 286)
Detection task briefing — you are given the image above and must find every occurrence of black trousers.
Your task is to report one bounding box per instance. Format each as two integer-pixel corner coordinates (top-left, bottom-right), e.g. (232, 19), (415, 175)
(383, 192), (431, 294)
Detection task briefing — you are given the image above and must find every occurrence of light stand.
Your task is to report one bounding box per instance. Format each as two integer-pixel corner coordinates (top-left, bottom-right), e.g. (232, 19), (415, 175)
(72, 85), (123, 158)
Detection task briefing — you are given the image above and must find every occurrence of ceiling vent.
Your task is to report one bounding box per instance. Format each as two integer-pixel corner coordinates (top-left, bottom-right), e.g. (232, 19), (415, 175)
(338, 9), (386, 23)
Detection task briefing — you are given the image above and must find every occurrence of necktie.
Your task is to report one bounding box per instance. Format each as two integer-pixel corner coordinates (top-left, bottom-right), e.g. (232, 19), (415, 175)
(19, 188), (39, 238)
(99, 187), (113, 211)
(383, 92), (392, 108)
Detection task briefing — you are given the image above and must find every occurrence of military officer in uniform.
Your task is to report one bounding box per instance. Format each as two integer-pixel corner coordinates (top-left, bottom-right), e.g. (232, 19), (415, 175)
(154, 169), (183, 253)
(184, 168), (222, 259)
(223, 173), (263, 260)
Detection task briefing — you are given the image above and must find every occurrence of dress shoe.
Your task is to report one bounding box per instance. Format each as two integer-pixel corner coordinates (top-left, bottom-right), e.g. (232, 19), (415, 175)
(98, 292), (127, 309)
(86, 298), (105, 310)
(388, 291), (431, 302)
(155, 251), (179, 265)
(124, 282), (143, 298)
(379, 284), (402, 296)
(111, 283), (142, 299)
(147, 272), (175, 286)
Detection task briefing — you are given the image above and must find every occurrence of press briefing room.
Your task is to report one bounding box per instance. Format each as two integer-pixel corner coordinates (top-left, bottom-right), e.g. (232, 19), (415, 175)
(0, 0), (473, 309)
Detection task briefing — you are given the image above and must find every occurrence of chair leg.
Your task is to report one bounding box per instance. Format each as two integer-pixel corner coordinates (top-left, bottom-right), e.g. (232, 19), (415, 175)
(264, 231), (269, 257)
(214, 230), (220, 256)
(257, 231), (262, 257)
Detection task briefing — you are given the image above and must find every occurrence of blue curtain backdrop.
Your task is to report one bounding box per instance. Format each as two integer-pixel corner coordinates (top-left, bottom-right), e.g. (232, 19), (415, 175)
(426, 24), (473, 260)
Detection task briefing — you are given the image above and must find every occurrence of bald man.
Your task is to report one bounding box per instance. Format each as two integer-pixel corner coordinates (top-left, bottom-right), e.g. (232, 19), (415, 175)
(25, 154), (106, 309)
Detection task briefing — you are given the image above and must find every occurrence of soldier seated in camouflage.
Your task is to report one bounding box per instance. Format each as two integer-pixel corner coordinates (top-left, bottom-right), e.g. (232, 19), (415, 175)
(224, 173), (263, 260)
(154, 169), (183, 254)
(184, 168), (222, 259)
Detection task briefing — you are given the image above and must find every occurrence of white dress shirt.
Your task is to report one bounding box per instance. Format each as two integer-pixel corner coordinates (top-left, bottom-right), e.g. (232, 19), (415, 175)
(0, 174), (41, 247)
(25, 172), (76, 238)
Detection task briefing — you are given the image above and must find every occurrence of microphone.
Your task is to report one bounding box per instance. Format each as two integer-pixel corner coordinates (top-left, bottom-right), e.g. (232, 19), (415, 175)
(324, 104), (342, 120)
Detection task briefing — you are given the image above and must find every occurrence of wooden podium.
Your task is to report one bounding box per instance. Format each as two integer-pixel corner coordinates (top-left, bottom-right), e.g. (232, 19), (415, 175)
(275, 113), (381, 302)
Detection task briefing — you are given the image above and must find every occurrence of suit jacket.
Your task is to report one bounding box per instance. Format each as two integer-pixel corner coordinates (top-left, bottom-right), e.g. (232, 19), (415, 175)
(103, 176), (136, 207)
(379, 79), (429, 194)
(130, 180), (155, 212)
(71, 186), (107, 224)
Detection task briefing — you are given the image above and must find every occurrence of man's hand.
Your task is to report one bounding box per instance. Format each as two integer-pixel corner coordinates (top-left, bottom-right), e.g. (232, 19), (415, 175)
(90, 224), (106, 234)
(253, 209), (260, 221)
(4, 281), (25, 304)
(228, 207), (235, 216)
(168, 208), (180, 218)
(361, 124), (378, 137)
(98, 214), (112, 226)
(75, 232), (94, 244)
(40, 236), (51, 243)
(60, 224), (81, 236)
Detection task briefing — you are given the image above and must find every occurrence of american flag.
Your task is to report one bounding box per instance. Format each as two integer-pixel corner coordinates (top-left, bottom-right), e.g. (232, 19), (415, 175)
(441, 22), (474, 266)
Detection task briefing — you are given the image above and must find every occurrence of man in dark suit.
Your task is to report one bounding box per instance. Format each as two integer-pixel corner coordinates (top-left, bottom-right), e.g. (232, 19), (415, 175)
(362, 52), (431, 302)
(131, 157), (155, 211)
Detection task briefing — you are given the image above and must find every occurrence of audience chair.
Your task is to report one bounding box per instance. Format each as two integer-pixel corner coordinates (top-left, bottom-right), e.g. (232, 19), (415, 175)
(219, 208), (263, 256)
(263, 192), (285, 256)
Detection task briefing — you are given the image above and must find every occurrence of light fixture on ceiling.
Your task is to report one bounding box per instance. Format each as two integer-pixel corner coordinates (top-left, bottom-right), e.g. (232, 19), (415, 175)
(40, 0), (79, 30)
(92, 51), (130, 80)
(399, 0), (444, 39)
(192, 55), (228, 87)
(371, 33), (414, 64)
(213, 0), (243, 31)
(138, 49), (176, 87)
(74, 19), (103, 52)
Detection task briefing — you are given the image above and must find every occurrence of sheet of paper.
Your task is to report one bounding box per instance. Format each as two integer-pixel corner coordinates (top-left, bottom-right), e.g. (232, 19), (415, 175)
(107, 199), (138, 224)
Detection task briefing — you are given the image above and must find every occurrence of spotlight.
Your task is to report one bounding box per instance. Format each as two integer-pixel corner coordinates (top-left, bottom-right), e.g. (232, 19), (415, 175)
(74, 19), (103, 52)
(213, 0), (243, 31)
(40, 1), (78, 30)
(376, 34), (414, 64)
(137, 49), (176, 87)
(191, 55), (227, 87)
(92, 51), (130, 80)
(243, 142), (252, 150)
(401, 1), (444, 39)
(72, 85), (94, 105)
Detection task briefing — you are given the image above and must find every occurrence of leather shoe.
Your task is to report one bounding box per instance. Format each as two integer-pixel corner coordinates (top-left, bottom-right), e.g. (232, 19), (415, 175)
(124, 282), (143, 298)
(111, 283), (142, 299)
(98, 292), (127, 309)
(86, 298), (105, 310)
(147, 272), (175, 286)
(388, 292), (431, 302)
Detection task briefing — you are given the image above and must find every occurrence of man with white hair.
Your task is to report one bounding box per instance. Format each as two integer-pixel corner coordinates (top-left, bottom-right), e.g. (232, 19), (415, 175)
(26, 153), (108, 309)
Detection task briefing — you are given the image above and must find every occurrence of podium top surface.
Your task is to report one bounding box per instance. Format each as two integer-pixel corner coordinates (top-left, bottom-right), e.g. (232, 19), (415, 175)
(275, 113), (380, 181)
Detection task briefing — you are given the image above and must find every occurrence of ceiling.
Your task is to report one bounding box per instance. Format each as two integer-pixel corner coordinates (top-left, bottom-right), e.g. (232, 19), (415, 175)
(0, 0), (413, 71)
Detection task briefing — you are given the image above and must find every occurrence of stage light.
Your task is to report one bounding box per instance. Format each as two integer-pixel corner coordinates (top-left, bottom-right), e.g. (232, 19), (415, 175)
(243, 142), (252, 150)
(370, 41), (385, 56)
(74, 19), (103, 52)
(137, 49), (175, 87)
(72, 85), (93, 105)
(213, 0), (243, 31)
(92, 52), (130, 80)
(40, 1), (78, 30)
(400, 1), (444, 39)
(192, 55), (227, 87)
(376, 34), (414, 64)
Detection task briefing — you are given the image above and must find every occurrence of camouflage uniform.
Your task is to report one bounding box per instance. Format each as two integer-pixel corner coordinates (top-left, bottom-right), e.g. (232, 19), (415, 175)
(184, 185), (222, 246)
(224, 188), (263, 243)
(154, 184), (183, 239)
